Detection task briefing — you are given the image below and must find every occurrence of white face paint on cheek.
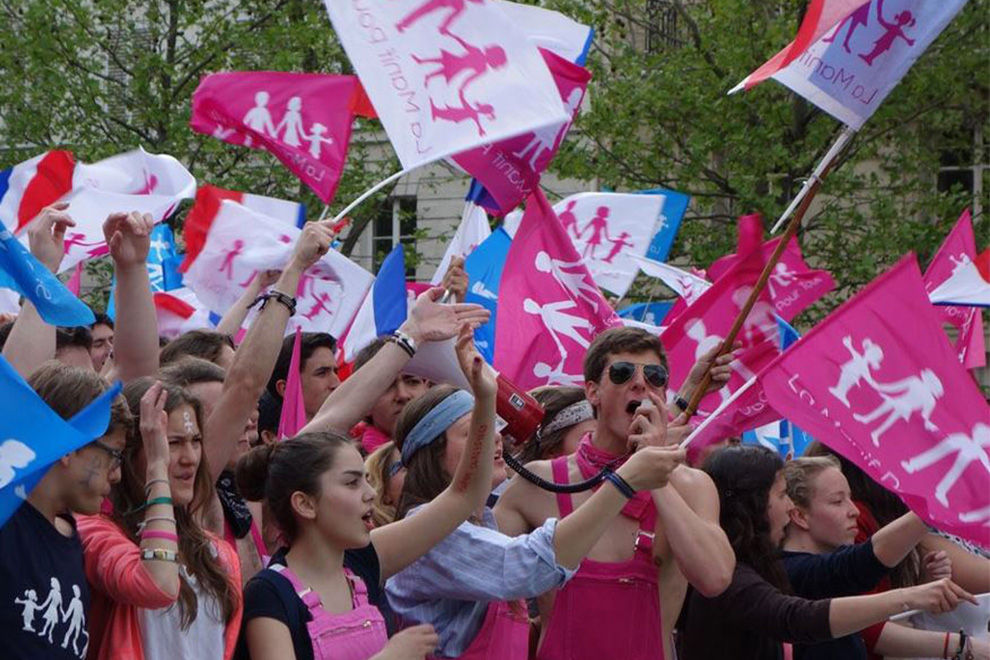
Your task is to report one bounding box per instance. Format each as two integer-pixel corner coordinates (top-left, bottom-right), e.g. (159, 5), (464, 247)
(182, 410), (195, 434)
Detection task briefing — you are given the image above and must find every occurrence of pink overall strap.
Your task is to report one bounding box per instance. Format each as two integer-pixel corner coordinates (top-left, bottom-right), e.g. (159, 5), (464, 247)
(248, 519), (267, 561)
(550, 456), (574, 517)
(269, 563), (323, 611)
(223, 519), (237, 549)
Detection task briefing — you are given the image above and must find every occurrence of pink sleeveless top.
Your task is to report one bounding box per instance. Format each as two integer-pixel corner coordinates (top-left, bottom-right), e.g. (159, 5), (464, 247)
(536, 455), (664, 660)
(270, 563), (388, 660)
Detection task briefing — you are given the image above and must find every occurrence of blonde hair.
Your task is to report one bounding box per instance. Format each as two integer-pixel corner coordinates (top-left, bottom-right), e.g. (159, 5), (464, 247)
(783, 455), (841, 509)
(365, 441), (399, 528)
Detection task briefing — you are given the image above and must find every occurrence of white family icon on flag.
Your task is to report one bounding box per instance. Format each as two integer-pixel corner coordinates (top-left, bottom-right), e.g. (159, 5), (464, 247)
(235, 92), (335, 158)
(534, 251), (601, 313)
(900, 423), (990, 508)
(0, 439), (35, 489)
(829, 335), (944, 446)
(511, 87), (585, 170)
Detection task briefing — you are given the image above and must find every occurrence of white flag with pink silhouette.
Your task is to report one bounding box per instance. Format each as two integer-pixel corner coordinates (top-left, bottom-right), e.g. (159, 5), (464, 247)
(503, 192), (665, 297)
(771, 0), (968, 128)
(16, 148), (195, 273)
(183, 200), (372, 336)
(322, 0), (568, 170)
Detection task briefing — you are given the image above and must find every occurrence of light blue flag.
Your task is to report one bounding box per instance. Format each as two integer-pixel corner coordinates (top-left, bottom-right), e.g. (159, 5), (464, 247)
(0, 355), (122, 529)
(635, 188), (691, 262)
(618, 301), (674, 326)
(743, 316), (814, 458)
(0, 220), (94, 326)
(464, 227), (512, 363)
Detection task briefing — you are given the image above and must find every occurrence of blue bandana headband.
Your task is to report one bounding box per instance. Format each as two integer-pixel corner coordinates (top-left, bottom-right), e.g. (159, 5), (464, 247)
(400, 389), (475, 466)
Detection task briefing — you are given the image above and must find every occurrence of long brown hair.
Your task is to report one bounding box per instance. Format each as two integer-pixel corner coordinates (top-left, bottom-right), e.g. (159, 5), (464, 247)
(113, 378), (239, 628)
(394, 385), (462, 520)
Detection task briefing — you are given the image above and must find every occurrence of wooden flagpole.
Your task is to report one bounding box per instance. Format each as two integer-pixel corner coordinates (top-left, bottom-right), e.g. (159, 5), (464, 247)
(683, 126), (857, 416)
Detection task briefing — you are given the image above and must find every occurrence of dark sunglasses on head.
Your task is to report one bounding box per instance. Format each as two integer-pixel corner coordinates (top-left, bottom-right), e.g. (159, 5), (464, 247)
(608, 361), (668, 388)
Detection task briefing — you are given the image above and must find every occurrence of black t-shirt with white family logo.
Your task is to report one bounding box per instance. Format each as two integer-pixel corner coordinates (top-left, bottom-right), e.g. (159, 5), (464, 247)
(0, 502), (91, 659)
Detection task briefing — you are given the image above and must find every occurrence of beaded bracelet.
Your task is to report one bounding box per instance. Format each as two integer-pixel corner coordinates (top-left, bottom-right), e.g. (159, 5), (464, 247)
(603, 470), (636, 499)
(141, 530), (178, 543)
(140, 548), (178, 562)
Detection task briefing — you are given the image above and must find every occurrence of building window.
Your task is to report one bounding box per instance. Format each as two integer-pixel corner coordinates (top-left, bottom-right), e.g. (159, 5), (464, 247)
(373, 196), (418, 276)
(646, 0), (682, 53)
(937, 123), (987, 218)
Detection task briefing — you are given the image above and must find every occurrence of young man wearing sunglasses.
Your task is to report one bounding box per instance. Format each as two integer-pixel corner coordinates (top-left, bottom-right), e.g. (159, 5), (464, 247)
(495, 326), (735, 660)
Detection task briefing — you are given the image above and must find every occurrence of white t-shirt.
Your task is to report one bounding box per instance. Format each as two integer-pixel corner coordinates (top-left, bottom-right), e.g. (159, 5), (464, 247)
(138, 566), (225, 660)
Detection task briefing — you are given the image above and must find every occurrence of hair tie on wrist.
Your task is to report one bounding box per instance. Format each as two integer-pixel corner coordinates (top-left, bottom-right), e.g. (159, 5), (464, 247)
(603, 469), (636, 499)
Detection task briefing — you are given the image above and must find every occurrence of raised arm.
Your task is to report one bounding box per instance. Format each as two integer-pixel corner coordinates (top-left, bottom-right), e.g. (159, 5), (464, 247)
(215, 269), (280, 340)
(441, 255), (468, 303)
(300, 287), (490, 434)
(869, 511), (928, 567)
(105, 212), (159, 382)
(371, 324), (496, 580)
(3, 203), (73, 378)
(203, 221), (334, 482)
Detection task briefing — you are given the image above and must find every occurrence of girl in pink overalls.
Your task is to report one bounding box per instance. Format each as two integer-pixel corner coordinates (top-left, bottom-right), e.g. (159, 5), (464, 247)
(385, 385), (682, 659)
(236, 327), (502, 660)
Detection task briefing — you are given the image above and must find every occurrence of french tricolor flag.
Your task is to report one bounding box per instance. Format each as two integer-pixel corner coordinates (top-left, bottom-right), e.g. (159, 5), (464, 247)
(0, 151), (76, 232)
(180, 183), (306, 271)
(153, 287), (215, 339)
(341, 244), (430, 362)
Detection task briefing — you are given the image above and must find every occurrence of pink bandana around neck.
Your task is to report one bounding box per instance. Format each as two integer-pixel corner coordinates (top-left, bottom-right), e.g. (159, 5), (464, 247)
(574, 433), (654, 523)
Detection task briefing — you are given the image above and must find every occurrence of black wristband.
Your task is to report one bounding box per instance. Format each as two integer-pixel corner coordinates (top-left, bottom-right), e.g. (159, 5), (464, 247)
(674, 395), (689, 412)
(251, 290), (297, 316)
(603, 469), (636, 499)
(387, 330), (416, 357)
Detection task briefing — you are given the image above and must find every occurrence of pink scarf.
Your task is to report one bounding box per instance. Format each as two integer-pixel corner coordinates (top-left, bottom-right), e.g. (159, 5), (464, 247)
(573, 433), (653, 522)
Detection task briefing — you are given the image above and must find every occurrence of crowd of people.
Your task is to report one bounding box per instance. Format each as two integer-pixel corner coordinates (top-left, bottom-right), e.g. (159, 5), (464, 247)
(0, 204), (987, 660)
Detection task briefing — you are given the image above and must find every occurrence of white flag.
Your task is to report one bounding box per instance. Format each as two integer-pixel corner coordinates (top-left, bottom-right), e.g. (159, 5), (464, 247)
(431, 201), (491, 284)
(322, 0), (568, 169)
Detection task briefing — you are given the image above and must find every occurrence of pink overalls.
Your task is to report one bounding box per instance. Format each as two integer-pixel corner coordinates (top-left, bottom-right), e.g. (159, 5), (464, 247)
(427, 600), (529, 660)
(270, 563), (389, 660)
(536, 456), (664, 660)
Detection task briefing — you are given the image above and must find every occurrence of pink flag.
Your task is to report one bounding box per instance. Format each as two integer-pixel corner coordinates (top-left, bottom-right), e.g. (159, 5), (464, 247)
(190, 72), (366, 203)
(708, 216), (835, 321)
(450, 50), (590, 215)
(924, 209), (986, 370)
(760, 254), (990, 549)
(683, 377), (780, 458)
(278, 328), (308, 440)
(661, 247), (782, 425)
(494, 189), (620, 389)
(322, 0), (569, 170)
(65, 263), (83, 296)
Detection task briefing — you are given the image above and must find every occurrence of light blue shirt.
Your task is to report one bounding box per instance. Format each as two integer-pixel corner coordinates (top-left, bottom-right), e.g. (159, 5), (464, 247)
(385, 506), (575, 657)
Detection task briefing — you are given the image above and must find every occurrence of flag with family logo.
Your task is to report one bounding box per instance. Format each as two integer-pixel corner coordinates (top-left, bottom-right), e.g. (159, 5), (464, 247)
(18, 148), (195, 274)
(504, 192), (665, 297)
(182, 200), (373, 337)
(760, 254), (990, 549)
(661, 246), (782, 423)
(450, 50), (590, 215)
(0, 355), (122, 529)
(707, 216), (835, 322)
(735, 0), (969, 129)
(494, 189), (620, 389)
(632, 254), (712, 325)
(190, 72), (372, 203)
(924, 209), (986, 369)
(322, 0), (569, 170)
(0, 220), (94, 327)
(639, 187), (690, 263)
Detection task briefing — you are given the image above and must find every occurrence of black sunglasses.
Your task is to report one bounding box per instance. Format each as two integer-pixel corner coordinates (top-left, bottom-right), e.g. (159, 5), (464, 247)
(91, 440), (124, 469)
(608, 361), (668, 388)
